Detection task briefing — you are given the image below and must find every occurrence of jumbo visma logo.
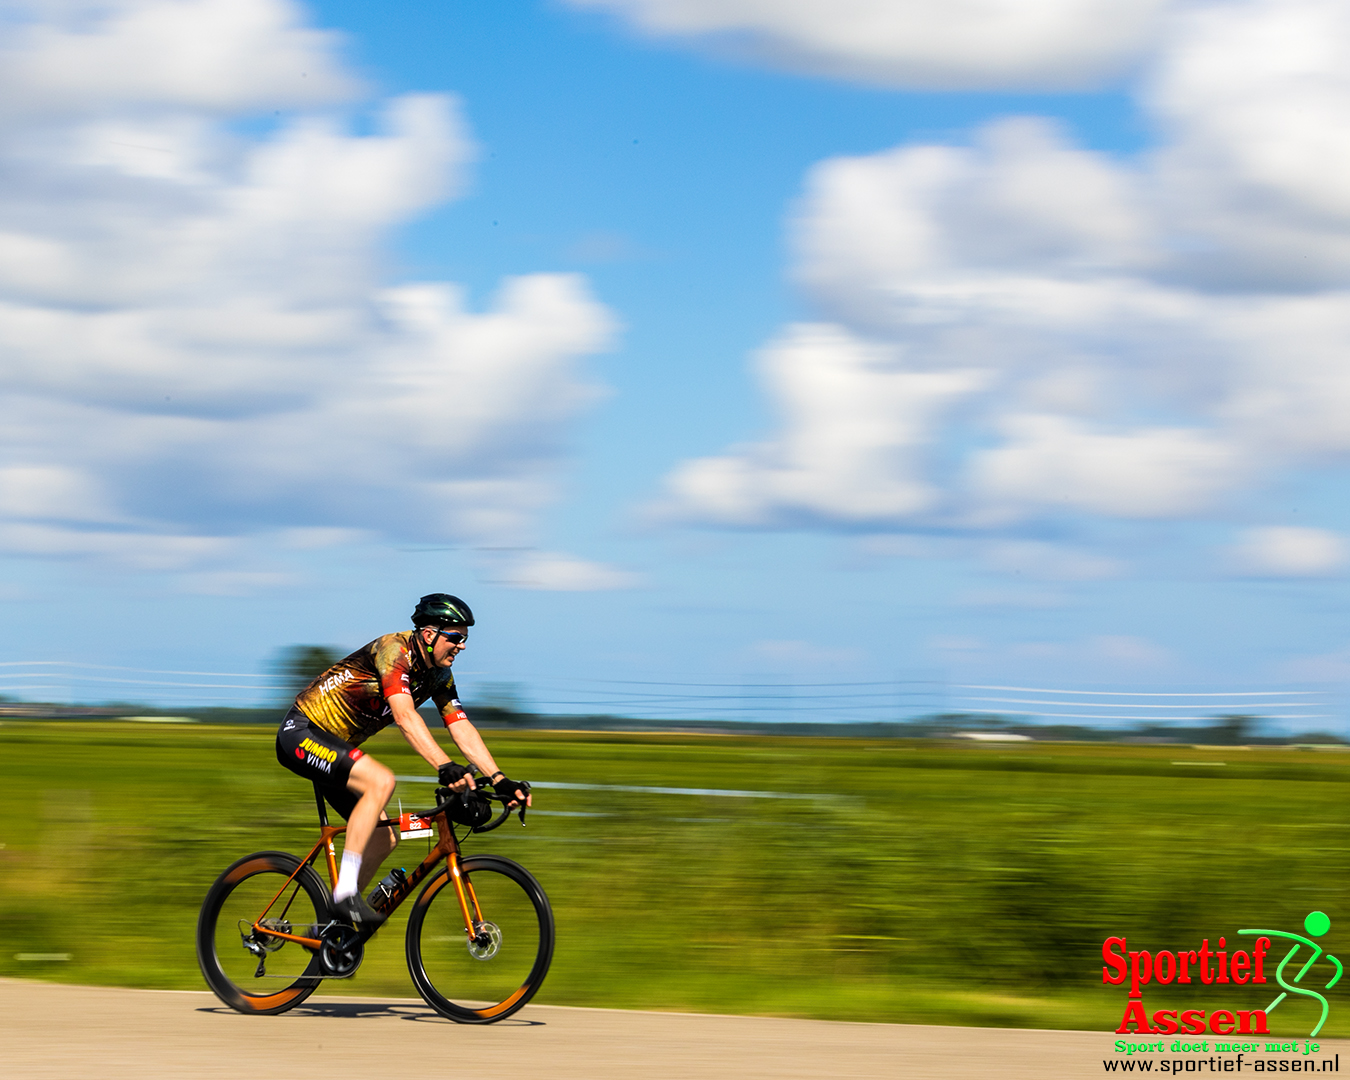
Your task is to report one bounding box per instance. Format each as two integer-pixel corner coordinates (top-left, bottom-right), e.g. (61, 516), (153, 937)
(296, 737), (338, 773)
(1105, 912), (1343, 1039)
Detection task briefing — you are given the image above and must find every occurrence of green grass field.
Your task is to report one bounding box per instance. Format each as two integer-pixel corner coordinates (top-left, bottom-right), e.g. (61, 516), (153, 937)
(2, 721), (1349, 1033)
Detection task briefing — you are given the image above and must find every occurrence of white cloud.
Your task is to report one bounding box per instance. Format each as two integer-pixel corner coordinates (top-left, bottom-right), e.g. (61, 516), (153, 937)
(658, 323), (984, 526)
(1280, 646), (1350, 683)
(982, 540), (1122, 581)
(1089, 634), (1172, 668)
(990, 633), (1173, 670)
(969, 415), (1241, 518)
(178, 568), (296, 596)
(1230, 526), (1348, 577)
(955, 587), (1065, 609)
(493, 551), (642, 591)
(0, 0), (620, 589)
(852, 534), (939, 559)
(930, 634), (983, 653)
(563, 0), (1175, 89)
(660, 0), (1350, 547)
(0, 0), (357, 116)
(745, 638), (863, 669)
(0, 465), (115, 522)
(0, 522), (235, 571)
(278, 527), (369, 550)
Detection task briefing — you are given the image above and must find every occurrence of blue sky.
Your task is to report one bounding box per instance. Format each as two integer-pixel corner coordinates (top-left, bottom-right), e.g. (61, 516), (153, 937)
(2, 0), (1349, 730)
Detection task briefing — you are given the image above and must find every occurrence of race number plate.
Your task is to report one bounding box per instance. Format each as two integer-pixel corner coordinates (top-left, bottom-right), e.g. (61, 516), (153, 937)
(399, 812), (432, 839)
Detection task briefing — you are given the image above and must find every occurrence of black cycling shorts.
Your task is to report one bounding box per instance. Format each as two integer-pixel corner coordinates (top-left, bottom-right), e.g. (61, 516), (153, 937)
(275, 706), (366, 820)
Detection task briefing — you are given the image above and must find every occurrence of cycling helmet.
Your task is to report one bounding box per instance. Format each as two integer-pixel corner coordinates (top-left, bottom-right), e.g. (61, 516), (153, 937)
(412, 593), (475, 628)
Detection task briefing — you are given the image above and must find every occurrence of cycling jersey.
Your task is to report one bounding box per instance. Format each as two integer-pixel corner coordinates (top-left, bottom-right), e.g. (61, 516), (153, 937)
(293, 631), (468, 745)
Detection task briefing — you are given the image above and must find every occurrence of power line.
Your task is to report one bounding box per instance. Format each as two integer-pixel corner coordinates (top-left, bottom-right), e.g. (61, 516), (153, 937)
(956, 684), (1319, 697)
(957, 696), (1323, 710)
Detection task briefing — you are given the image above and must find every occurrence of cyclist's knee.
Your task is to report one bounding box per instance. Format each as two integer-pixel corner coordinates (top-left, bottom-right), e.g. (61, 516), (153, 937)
(350, 755), (396, 798)
(369, 769), (396, 803)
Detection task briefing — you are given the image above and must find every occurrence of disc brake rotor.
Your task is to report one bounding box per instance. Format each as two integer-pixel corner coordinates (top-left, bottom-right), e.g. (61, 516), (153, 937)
(467, 922), (502, 961)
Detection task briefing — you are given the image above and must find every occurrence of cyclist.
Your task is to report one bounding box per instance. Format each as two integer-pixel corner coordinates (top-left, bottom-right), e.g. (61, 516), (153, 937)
(275, 592), (530, 927)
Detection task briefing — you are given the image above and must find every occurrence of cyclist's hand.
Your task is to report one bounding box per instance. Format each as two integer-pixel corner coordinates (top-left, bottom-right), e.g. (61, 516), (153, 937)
(492, 774), (531, 808)
(438, 761), (475, 791)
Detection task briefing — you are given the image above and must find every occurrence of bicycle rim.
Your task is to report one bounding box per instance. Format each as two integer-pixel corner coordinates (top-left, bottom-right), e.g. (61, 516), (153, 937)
(405, 854), (554, 1023)
(196, 851), (330, 1015)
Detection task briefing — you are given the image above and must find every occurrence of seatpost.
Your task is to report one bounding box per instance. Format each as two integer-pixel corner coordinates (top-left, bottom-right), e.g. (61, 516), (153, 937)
(313, 781), (329, 827)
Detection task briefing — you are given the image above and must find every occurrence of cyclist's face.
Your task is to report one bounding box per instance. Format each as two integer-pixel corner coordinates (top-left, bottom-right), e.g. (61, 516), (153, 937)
(427, 625), (468, 667)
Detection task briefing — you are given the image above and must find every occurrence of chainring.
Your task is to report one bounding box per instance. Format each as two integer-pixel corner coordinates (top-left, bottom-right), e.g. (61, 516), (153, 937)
(318, 923), (364, 977)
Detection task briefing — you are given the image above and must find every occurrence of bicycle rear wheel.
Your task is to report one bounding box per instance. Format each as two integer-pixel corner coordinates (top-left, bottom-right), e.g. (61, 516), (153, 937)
(405, 854), (554, 1023)
(196, 850), (331, 1015)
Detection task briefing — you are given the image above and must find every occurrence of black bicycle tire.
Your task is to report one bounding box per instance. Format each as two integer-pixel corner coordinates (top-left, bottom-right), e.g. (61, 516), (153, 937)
(404, 854), (554, 1023)
(196, 850), (330, 1015)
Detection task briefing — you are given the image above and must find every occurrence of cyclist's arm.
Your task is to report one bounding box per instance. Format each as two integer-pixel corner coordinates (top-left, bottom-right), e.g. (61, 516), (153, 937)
(446, 717), (532, 807)
(386, 692), (460, 777)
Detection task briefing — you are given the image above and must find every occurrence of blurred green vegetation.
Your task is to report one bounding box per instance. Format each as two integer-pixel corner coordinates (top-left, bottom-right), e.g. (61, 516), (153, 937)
(2, 721), (1349, 1032)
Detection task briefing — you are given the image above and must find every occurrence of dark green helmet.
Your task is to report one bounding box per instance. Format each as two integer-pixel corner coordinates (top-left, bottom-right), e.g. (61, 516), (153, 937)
(412, 593), (475, 628)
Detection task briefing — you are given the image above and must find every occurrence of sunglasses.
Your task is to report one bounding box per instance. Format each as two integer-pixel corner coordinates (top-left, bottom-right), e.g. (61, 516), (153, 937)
(435, 630), (468, 646)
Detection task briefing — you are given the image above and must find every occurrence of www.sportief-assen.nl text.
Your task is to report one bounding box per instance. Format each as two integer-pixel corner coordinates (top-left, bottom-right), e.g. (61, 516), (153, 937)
(1104, 1055), (1340, 1072)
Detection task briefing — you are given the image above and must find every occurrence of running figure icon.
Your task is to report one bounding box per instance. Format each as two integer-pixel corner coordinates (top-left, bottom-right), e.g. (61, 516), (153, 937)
(1239, 911), (1343, 1037)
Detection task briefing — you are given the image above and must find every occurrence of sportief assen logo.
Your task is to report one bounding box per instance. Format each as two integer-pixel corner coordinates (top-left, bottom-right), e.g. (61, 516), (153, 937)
(1106, 912), (1343, 1038)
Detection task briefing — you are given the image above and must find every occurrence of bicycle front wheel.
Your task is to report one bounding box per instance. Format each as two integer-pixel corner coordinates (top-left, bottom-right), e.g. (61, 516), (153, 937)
(196, 850), (331, 1015)
(405, 854), (554, 1023)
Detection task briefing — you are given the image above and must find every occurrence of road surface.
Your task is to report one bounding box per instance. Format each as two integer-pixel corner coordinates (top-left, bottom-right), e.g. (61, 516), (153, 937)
(3, 978), (1341, 1079)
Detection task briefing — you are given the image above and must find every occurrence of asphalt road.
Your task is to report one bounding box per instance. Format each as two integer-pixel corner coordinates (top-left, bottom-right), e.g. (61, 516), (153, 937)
(4, 978), (1343, 1079)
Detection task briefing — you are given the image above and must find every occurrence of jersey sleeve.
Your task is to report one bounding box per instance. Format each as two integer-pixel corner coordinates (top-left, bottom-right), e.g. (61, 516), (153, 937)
(432, 677), (469, 726)
(373, 635), (415, 701)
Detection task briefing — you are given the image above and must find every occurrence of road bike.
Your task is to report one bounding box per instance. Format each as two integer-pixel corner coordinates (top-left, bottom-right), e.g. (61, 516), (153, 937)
(196, 775), (553, 1023)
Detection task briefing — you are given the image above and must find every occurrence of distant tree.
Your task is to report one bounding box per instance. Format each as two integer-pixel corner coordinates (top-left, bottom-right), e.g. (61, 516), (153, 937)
(471, 682), (528, 726)
(1209, 714), (1256, 745)
(273, 645), (345, 704)
(477, 682), (524, 713)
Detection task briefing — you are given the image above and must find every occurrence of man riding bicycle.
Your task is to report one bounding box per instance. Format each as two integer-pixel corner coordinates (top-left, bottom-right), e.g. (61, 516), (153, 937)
(275, 592), (530, 927)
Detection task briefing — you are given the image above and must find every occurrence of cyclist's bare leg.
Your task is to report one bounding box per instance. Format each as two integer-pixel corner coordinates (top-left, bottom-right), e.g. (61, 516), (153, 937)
(358, 815), (397, 891)
(337, 755), (397, 896)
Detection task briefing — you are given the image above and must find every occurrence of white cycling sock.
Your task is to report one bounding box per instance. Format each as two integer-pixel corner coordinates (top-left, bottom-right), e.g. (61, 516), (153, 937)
(333, 850), (362, 902)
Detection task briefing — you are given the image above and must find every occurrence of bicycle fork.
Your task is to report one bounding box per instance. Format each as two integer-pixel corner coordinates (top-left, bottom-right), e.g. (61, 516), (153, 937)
(447, 852), (489, 944)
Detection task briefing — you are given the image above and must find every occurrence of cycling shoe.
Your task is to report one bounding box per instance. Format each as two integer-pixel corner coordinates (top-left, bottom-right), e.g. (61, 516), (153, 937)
(333, 893), (387, 928)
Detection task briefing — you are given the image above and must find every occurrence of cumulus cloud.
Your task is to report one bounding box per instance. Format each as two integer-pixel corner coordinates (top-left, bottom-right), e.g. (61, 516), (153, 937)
(0, 0), (620, 588)
(745, 638), (863, 669)
(659, 0), (1350, 551)
(563, 0), (1175, 90)
(968, 415), (1241, 519)
(658, 323), (984, 526)
(492, 551), (641, 591)
(0, 0), (357, 116)
(982, 541), (1123, 581)
(1230, 527), (1348, 577)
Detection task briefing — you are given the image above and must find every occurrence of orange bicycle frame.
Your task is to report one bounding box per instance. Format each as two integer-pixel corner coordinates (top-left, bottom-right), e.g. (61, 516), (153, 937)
(249, 789), (485, 951)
